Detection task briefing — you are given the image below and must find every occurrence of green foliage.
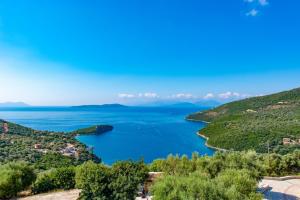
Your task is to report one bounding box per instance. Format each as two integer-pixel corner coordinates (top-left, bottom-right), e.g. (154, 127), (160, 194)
(75, 160), (149, 200)
(0, 120), (100, 165)
(32, 167), (75, 194)
(76, 161), (111, 200)
(263, 150), (300, 176)
(0, 162), (36, 199)
(215, 169), (261, 200)
(70, 125), (113, 136)
(151, 173), (223, 200)
(32, 171), (56, 194)
(151, 169), (262, 200)
(52, 167), (76, 190)
(150, 151), (298, 199)
(34, 153), (78, 170)
(150, 150), (299, 178)
(110, 161), (149, 200)
(187, 88), (300, 153)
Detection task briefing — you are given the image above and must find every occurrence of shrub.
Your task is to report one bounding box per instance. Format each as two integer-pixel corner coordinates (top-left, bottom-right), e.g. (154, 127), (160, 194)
(110, 161), (149, 200)
(75, 161), (111, 200)
(75, 160), (148, 200)
(151, 169), (262, 200)
(53, 167), (76, 190)
(0, 162), (36, 199)
(32, 171), (56, 194)
(151, 173), (223, 200)
(32, 166), (76, 194)
(215, 169), (262, 200)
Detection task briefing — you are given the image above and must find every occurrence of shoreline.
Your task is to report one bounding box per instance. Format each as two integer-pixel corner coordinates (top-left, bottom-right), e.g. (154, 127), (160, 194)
(197, 132), (227, 152)
(185, 117), (211, 124)
(186, 118), (227, 152)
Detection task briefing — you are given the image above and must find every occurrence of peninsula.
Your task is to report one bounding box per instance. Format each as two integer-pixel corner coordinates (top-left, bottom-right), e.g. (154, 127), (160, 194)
(0, 119), (113, 165)
(187, 87), (300, 154)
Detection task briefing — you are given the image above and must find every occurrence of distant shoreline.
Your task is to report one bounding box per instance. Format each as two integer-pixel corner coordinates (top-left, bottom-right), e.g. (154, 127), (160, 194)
(185, 118), (211, 124)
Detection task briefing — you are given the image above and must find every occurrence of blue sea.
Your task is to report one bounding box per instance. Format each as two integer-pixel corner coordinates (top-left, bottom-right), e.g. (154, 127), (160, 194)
(0, 106), (215, 164)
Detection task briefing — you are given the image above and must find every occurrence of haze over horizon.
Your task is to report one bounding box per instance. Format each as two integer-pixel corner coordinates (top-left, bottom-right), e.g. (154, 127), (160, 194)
(0, 0), (300, 106)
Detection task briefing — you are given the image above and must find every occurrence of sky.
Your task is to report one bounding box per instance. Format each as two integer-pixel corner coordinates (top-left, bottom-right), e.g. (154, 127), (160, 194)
(0, 0), (300, 106)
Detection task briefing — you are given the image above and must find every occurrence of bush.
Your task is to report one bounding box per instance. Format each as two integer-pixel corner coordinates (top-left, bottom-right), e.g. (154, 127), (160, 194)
(75, 160), (149, 200)
(75, 161), (111, 200)
(151, 169), (262, 200)
(32, 171), (56, 194)
(0, 162), (36, 199)
(110, 161), (149, 200)
(151, 173), (223, 200)
(215, 169), (262, 200)
(32, 167), (75, 194)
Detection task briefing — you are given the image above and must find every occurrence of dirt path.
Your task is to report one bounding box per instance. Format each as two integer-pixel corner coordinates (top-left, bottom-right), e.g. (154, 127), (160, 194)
(17, 189), (80, 200)
(260, 179), (300, 200)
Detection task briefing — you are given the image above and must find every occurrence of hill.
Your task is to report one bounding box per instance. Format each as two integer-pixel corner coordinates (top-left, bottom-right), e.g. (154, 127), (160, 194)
(186, 88), (300, 154)
(0, 102), (30, 107)
(194, 99), (222, 107)
(0, 119), (113, 164)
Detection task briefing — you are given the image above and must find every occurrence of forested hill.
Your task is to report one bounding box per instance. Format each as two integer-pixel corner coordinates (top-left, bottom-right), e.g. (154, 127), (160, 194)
(0, 120), (101, 164)
(187, 88), (300, 154)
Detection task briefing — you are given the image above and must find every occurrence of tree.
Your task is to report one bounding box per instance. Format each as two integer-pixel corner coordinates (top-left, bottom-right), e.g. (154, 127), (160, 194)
(53, 167), (76, 190)
(75, 161), (111, 200)
(151, 173), (223, 200)
(110, 161), (149, 200)
(215, 169), (262, 200)
(0, 162), (36, 199)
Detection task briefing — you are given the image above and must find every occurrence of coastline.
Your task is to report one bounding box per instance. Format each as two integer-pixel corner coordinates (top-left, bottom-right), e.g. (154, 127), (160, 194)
(185, 118), (211, 124)
(186, 118), (227, 152)
(197, 132), (227, 152)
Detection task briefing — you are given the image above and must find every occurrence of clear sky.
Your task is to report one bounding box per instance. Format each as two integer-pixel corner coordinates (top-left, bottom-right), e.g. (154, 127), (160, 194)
(0, 0), (300, 105)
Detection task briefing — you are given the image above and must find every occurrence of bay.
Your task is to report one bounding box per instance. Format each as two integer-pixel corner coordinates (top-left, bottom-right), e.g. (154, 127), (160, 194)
(0, 106), (215, 165)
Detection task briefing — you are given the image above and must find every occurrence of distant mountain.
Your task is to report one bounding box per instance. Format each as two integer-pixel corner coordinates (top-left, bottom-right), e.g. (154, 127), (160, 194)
(71, 104), (128, 109)
(165, 102), (199, 108)
(187, 87), (300, 154)
(140, 100), (222, 108)
(138, 101), (198, 108)
(0, 102), (30, 107)
(194, 100), (222, 107)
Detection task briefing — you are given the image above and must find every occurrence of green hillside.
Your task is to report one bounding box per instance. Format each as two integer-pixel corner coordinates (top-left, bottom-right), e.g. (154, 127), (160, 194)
(187, 88), (300, 154)
(0, 120), (100, 164)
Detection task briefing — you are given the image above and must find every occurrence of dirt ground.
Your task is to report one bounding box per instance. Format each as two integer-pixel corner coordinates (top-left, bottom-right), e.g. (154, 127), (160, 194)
(17, 178), (300, 200)
(260, 179), (300, 200)
(17, 189), (80, 200)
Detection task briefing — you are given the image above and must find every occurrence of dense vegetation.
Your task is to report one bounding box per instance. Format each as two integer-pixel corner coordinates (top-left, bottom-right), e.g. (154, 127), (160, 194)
(0, 162), (36, 199)
(150, 150), (300, 200)
(70, 125), (113, 136)
(187, 88), (300, 153)
(0, 120), (100, 165)
(76, 160), (148, 200)
(0, 150), (298, 199)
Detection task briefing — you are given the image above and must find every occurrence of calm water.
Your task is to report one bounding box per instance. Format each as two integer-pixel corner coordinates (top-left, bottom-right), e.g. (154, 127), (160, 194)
(0, 107), (215, 164)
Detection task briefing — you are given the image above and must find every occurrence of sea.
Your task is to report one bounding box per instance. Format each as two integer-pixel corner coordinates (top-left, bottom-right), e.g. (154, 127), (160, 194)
(0, 106), (215, 165)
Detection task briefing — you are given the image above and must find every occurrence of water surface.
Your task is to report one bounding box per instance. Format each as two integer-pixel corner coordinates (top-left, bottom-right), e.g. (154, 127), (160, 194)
(0, 106), (215, 164)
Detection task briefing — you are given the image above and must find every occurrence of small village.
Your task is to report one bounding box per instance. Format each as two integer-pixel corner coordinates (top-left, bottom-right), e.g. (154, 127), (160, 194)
(282, 137), (300, 145)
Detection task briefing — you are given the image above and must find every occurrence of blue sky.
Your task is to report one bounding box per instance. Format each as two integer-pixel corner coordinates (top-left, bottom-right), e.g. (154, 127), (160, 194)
(0, 0), (300, 105)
